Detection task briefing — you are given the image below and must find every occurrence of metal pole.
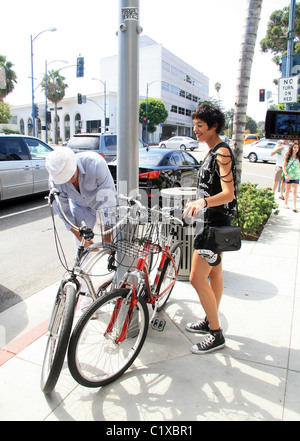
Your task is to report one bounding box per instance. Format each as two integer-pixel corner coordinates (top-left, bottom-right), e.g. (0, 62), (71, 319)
(104, 80), (107, 132)
(117, 0), (141, 198)
(31, 35), (36, 137)
(45, 60), (48, 143)
(117, 0), (141, 281)
(286, 0), (296, 110)
(146, 83), (148, 145)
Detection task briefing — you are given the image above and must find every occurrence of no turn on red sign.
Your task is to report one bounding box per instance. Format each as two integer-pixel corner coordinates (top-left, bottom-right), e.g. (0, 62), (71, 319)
(278, 75), (299, 104)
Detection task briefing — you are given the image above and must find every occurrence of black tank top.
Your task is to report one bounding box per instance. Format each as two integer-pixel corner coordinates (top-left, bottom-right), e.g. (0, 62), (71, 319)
(197, 142), (237, 225)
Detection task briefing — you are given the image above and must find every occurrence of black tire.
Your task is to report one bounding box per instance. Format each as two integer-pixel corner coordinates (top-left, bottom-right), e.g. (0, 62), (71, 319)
(68, 288), (149, 388)
(41, 283), (77, 394)
(156, 243), (182, 312)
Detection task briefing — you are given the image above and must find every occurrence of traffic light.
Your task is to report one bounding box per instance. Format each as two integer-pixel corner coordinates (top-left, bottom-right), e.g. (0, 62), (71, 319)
(47, 111), (52, 123)
(259, 89), (265, 102)
(77, 93), (82, 104)
(76, 57), (84, 77)
(34, 104), (39, 118)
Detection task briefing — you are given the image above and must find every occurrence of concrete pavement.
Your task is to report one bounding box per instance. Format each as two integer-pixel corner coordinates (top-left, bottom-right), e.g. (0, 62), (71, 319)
(0, 193), (299, 421)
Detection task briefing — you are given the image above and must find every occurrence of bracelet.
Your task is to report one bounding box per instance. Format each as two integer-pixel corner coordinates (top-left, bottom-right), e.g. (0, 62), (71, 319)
(204, 198), (208, 208)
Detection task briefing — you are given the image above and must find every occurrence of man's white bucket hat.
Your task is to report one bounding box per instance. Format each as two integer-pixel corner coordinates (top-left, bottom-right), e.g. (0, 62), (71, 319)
(46, 147), (78, 184)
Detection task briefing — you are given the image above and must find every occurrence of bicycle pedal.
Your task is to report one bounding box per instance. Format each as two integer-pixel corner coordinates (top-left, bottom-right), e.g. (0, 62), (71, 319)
(151, 317), (166, 332)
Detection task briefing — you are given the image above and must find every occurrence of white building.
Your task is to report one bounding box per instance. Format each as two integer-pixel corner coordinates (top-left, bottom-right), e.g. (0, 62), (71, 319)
(10, 36), (209, 144)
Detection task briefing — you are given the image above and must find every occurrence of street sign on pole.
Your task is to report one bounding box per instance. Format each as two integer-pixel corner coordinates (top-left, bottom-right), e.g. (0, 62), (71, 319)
(278, 75), (299, 104)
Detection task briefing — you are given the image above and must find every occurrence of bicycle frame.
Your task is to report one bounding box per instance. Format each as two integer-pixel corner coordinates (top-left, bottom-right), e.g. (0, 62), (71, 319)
(108, 223), (179, 344)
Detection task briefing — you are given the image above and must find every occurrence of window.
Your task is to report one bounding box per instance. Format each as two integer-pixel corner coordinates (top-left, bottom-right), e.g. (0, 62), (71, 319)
(20, 119), (25, 135)
(64, 114), (70, 140)
(186, 93), (192, 101)
(182, 151), (198, 166)
(162, 82), (170, 92)
(171, 85), (179, 95)
(162, 61), (170, 72)
(179, 71), (185, 81)
(0, 138), (30, 161)
(179, 90), (185, 98)
(186, 109), (192, 117)
(179, 107), (185, 115)
(170, 152), (183, 166)
(75, 113), (81, 134)
(171, 105), (178, 113)
(103, 135), (117, 150)
(24, 138), (53, 159)
(171, 66), (178, 77)
(186, 75), (192, 84)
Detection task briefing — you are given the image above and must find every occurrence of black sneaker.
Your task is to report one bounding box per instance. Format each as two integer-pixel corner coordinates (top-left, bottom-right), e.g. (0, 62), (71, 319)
(185, 317), (210, 334)
(191, 329), (225, 354)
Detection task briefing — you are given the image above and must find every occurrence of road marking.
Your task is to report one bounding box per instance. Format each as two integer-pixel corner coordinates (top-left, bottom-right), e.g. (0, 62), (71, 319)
(0, 204), (48, 220)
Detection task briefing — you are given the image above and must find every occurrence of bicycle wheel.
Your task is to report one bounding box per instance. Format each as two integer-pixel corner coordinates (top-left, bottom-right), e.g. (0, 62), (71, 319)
(156, 243), (182, 312)
(68, 288), (149, 388)
(41, 283), (77, 394)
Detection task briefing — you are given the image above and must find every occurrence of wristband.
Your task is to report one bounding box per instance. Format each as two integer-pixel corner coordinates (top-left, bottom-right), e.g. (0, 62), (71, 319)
(204, 198), (208, 208)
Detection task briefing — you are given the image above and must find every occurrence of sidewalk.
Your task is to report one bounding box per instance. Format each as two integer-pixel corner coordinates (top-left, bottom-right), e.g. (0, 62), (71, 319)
(0, 195), (299, 421)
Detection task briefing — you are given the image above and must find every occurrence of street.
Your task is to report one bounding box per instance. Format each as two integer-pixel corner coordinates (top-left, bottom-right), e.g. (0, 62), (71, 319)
(0, 151), (274, 312)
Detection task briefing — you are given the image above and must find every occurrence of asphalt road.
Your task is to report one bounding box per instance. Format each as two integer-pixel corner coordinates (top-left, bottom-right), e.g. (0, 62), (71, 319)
(0, 149), (274, 312)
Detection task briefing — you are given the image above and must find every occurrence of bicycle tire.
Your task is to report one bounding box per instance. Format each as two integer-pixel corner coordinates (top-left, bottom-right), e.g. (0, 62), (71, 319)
(41, 283), (77, 394)
(68, 288), (149, 388)
(156, 243), (182, 312)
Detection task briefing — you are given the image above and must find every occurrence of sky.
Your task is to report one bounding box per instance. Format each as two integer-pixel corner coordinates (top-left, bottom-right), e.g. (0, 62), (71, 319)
(1, 0), (292, 122)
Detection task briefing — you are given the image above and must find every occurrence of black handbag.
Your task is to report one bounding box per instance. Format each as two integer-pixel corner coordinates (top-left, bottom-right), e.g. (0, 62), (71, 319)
(194, 224), (241, 253)
(194, 144), (241, 253)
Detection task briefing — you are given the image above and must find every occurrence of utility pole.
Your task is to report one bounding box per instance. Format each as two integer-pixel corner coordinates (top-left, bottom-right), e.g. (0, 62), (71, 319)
(286, 0), (296, 110)
(117, 0), (142, 280)
(117, 0), (141, 198)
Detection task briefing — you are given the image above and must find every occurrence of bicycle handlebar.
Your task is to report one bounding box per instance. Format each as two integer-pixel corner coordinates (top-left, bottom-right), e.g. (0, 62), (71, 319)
(47, 183), (184, 244)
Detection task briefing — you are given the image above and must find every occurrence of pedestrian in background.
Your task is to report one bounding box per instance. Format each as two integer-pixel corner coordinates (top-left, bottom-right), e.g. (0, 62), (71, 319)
(183, 103), (237, 354)
(271, 139), (289, 199)
(283, 140), (300, 212)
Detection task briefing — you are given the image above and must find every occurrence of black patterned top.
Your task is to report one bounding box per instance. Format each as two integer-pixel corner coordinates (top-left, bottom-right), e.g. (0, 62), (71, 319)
(197, 142), (237, 223)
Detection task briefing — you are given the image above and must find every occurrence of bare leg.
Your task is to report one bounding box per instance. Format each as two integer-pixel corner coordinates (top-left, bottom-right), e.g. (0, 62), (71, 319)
(189, 251), (223, 330)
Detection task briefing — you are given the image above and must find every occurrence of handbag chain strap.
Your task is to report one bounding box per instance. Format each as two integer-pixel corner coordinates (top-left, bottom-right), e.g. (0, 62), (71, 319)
(210, 142), (240, 227)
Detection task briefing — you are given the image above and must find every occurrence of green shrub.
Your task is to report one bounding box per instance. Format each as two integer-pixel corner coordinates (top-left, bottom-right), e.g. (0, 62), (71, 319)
(233, 182), (279, 240)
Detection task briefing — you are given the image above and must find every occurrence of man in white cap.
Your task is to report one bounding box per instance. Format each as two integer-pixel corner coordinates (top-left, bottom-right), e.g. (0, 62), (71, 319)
(46, 147), (116, 310)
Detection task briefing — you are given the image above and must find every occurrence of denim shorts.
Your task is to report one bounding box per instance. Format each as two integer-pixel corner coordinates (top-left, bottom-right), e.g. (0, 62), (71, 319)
(285, 179), (300, 184)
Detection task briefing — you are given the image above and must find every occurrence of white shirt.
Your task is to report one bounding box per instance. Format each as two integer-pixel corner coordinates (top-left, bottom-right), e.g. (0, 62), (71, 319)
(53, 151), (116, 230)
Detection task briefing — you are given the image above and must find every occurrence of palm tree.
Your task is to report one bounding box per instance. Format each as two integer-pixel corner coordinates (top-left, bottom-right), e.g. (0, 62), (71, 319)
(0, 55), (17, 102)
(232, 0), (263, 191)
(42, 69), (68, 144)
(214, 82), (222, 105)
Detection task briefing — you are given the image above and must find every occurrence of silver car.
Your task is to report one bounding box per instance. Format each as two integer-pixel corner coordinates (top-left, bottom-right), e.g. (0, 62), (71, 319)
(0, 134), (53, 201)
(159, 136), (198, 151)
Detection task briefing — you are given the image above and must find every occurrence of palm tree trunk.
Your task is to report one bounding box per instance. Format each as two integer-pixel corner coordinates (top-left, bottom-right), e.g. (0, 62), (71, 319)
(232, 0), (263, 192)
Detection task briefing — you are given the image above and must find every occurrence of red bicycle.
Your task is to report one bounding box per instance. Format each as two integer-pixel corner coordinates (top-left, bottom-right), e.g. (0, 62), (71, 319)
(67, 195), (183, 387)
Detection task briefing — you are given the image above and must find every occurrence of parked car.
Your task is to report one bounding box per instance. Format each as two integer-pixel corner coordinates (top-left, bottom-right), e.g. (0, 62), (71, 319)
(67, 133), (146, 163)
(67, 133), (117, 163)
(243, 139), (279, 163)
(108, 148), (201, 198)
(0, 134), (54, 201)
(159, 136), (198, 151)
(243, 134), (259, 145)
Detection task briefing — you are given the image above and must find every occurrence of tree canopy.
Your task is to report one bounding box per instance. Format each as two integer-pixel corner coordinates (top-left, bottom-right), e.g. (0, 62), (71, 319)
(42, 69), (68, 104)
(139, 98), (168, 133)
(260, 3), (300, 66)
(0, 55), (17, 102)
